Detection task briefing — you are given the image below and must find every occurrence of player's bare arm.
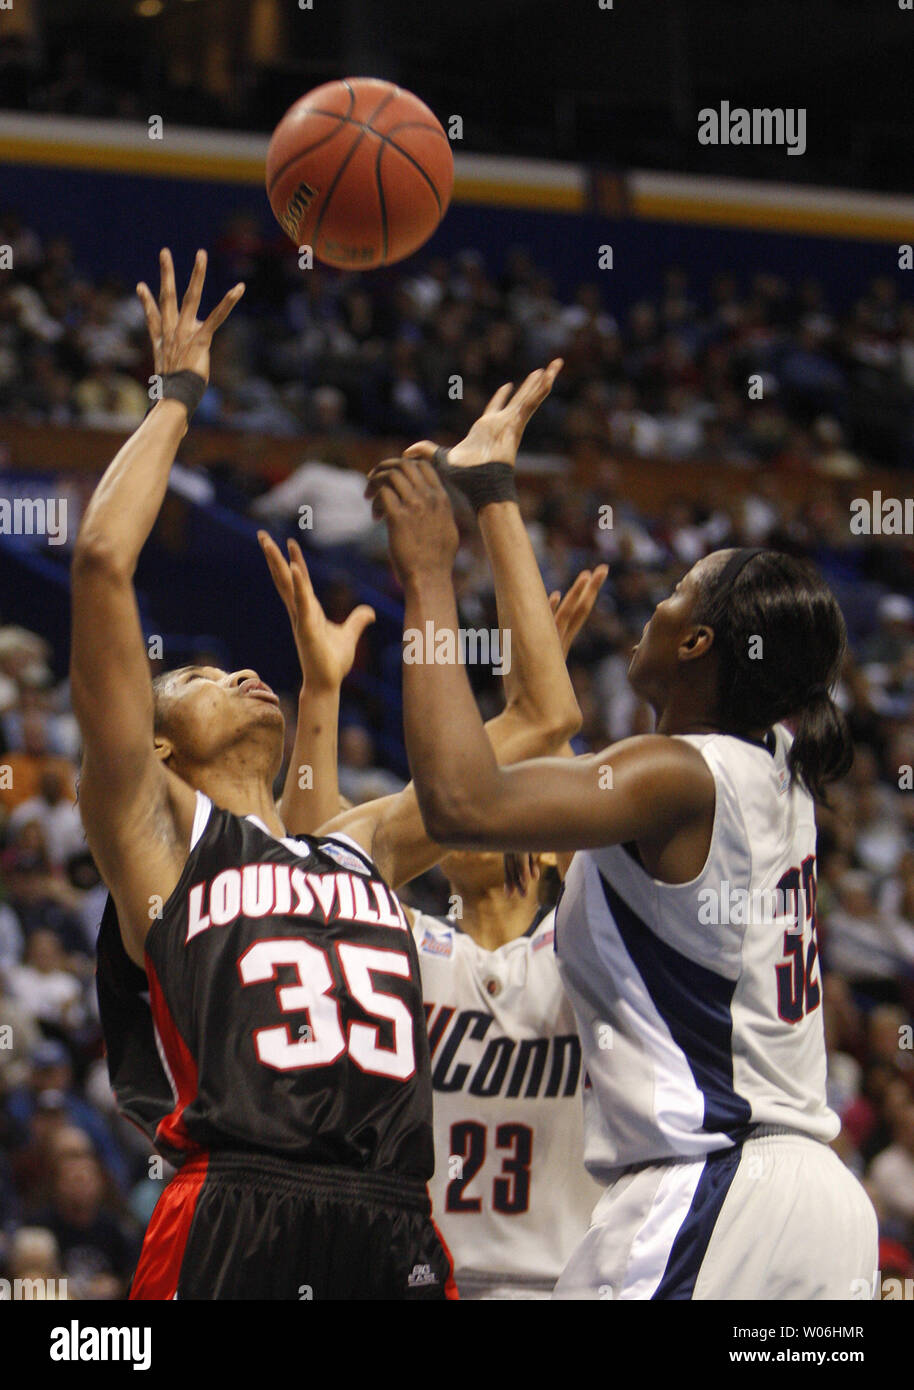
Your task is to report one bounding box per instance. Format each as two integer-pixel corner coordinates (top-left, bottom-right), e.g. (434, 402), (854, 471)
(315, 565), (604, 887)
(321, 365), (606, 886)
(258, 531), (375, 834)
(373, 458), (716, 870)
(402, 360), (583, 737)
(71, 249), (244, 966)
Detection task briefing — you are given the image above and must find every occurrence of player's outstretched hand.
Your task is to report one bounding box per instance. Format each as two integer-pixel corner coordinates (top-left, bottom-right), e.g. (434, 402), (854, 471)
(550, 565), (609, 658)
(364, 457), (459, 588)
(258, 531), (375, 692)
(136, 247), (244, 386)
(403, 358), (563, 473)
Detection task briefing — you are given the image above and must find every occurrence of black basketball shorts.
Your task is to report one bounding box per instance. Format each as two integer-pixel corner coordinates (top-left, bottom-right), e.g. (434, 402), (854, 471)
(129, 1151), (457, 1300)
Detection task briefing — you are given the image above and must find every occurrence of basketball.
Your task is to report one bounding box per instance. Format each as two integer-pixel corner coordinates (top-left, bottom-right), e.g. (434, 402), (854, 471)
(265, 77), (454, 270)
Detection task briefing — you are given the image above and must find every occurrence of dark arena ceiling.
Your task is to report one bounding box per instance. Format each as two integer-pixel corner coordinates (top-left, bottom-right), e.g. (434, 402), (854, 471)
(7, 0), (914, 192)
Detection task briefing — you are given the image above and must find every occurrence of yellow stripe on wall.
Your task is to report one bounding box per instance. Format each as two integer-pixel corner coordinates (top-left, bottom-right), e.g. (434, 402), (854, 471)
(451, 176), (584, 212)
(0, 136), (265, 184)
(0, 124), (908, 238)
(0, 133), (585, 210)
(631, 192), (911, 243)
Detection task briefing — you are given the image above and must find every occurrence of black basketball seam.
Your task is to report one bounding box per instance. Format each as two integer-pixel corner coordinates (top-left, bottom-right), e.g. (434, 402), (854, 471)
(267, 117), (349, 198)
(384, 121), (451, 140)
(266, 84), (356, 197)
(375, 138), (389, 264)
(376, 134), (445, 219)
(303, 109), (450, 171)
(311, 86), (400, 257)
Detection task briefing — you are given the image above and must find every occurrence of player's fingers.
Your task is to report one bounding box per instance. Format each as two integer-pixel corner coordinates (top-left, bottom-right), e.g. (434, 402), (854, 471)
(543, 357), (564, 388)
(483, 382), (514, 416)
(515, 357), (563, 421)
(509, 365), (545, 409)
(136, 282), (162, 343)
(372, 477), (407, 521)
(286, 538), (316, 604)
(569, 566), (608, 627)
(364, 457), (405, 493)
(199, 282), (245, 339)
(556, 566), (608, 653)
(342, 605), (376, 643)
(518, 358), (562, 417)
(584, 564), (609, 607)
(555, 571), (592, 619)
(365, 459), (426, 502)
(549, 590), (561, 615)
(411, 457), (446, 495)
(179, 249), (207, 329)
(159, 248), (178, 331)
(553, 572), (593, 648)
(257, 530), (295, 607)
(290, 560), (322, 627)
(402, 440), (439, 461)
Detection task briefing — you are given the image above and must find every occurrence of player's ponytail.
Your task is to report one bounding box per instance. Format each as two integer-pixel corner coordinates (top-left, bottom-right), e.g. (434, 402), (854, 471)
(787, 683), (853, 805)
(694, 549), (854, 802)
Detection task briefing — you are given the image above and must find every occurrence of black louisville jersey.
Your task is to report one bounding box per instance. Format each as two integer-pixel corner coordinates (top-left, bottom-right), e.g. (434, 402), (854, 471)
(96, 791), (434, 1181)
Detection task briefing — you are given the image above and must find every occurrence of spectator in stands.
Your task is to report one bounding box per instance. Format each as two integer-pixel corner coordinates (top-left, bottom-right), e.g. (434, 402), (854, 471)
(822, 871), (912, 1001)
(4, 929), (85, 1033)
(338, 723), (404, 805)
(7, 769), (85, 869)
(0, 709), (76, 814)
(0, 896), (24, 972)
(34, 1152), (138, 1299)
(4, 1226), (68, 1297)
(5, 1041), (128, 1194)
(0, 628), (52, 718)
(1, 835), (91, 961)
(868, 1103), (914, 1245)
(73, 362), (147, 429)
(0, 970), (40, 1087)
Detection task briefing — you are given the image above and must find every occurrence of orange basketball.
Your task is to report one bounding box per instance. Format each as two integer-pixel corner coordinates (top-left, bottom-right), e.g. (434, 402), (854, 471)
(265, 77), (454, 270)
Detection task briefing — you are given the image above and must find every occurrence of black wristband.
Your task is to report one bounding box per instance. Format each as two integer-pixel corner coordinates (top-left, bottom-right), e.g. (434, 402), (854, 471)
(431, 449), (518, 512)
(161, 370), (206, 418)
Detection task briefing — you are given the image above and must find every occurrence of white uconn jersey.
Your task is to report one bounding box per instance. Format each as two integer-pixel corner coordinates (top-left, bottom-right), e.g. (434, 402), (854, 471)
(556, 726), (839, 1183)
(413, 910), (600, 1298)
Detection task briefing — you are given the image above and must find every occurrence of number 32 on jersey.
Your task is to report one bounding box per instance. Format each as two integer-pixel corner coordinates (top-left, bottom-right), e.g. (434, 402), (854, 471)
(774, 855), (820, 1024)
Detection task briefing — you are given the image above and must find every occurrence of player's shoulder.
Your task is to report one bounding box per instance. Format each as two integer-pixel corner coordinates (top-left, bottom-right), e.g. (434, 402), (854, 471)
(412, 907), (558, 964)
(525, 909), (557, 956)
(307, 830), (379, 877)
(412, 910), (461, 961)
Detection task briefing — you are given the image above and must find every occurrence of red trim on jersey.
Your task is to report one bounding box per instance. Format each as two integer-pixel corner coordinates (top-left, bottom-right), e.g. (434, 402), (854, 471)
(130, 1153), (209, 1300)
(431, 1213), (460, 1300)
(144, 953), (200, 1155)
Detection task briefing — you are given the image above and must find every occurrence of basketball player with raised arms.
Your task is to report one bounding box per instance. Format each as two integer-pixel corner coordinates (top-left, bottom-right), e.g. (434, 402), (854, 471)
(264, 536), (606, 1298)
(76, 249), (459, 1300)
(366, 455), (879, 1301)
(259, 375), (609, 1298)
(79, 252), (582, 1298)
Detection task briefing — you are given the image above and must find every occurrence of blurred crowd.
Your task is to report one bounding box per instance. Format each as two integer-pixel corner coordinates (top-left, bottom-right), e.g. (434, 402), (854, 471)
(2, 207), (914, 469)
(1, 208), (914, 1298)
